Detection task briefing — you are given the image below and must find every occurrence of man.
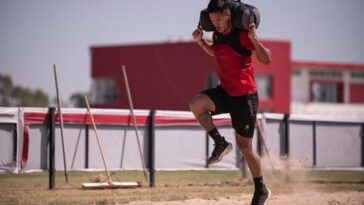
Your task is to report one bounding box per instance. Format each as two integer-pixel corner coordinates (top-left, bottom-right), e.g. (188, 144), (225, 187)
(190, 0), (272, 204)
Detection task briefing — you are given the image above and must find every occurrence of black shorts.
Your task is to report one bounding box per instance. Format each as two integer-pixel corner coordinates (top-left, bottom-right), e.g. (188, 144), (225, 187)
(202, 86), (259, 138)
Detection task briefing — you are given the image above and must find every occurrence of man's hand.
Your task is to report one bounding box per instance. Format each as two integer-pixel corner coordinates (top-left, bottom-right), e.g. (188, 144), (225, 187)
(192, 28), (214, 56)
(192, 28), (204, 45)
(248, 23), (258, 42)
(248, 23), (272, 65)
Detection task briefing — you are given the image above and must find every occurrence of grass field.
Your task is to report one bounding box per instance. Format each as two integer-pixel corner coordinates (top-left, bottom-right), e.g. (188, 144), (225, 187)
(0, 169), (364, 205)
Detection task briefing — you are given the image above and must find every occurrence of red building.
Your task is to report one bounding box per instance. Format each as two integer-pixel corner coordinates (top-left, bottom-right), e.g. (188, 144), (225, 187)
(90, 40), (291, 113)
(291, 61), (364, 104)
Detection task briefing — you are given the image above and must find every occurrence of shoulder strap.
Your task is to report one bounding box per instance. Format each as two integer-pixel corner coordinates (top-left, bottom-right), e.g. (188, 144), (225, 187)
(213, 29), (252, 56)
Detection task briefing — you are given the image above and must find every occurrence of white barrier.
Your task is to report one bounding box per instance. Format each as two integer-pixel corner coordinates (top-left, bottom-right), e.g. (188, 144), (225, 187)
(0, 107), (363, 173)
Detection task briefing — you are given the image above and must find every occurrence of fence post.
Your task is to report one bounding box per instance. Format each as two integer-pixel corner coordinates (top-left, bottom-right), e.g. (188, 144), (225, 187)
(85, 125), (89, 169)
(12, 124), (17, 162)
(280, 114), (290, 157)
(312, 121), (317, 167)
(48, 107), (56, 190)
(205, 133), (210, 168)
(257, 128), (262, 156)
(148, 110), (155, 187)
(361, 123), (364, 167)
(241, 157), (248, 179)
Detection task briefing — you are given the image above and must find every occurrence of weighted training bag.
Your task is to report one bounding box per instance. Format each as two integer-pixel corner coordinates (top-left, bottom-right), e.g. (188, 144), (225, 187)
(199, 1), (260, 32)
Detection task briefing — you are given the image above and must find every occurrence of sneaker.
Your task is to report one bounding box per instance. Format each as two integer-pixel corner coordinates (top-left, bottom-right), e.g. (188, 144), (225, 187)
(207, 139), (233, 165)
(250, 185), (271, 205)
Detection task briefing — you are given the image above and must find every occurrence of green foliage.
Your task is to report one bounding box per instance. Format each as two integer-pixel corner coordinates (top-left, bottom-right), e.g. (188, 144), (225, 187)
(70, 92), (88, 108)
(0, 74), (49, 107)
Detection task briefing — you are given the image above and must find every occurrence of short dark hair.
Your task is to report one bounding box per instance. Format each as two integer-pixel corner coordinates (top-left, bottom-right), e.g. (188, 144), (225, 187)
(207, 0), (231, 14)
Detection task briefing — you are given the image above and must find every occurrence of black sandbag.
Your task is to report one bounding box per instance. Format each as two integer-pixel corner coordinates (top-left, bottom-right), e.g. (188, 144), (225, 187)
(199, 1), (260, 32)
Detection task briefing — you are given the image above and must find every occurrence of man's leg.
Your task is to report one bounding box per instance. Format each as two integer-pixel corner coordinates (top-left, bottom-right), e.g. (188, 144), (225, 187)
(189, 93), (216, 132)
(235, 133), (270, 205)
(235, 134), (261, 177)
(189, 93), (232, 164)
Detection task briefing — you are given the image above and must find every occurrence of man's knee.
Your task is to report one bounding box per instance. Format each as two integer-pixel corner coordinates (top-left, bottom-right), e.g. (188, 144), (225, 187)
(239, 144), (253, 156)
(189, 95), (199, 113)
(236, 137), (254, 156)
(189, 94), (208, 113)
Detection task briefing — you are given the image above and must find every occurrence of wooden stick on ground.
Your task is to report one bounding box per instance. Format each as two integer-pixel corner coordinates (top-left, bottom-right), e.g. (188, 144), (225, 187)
(121, 65), (148, 182)
(82, 96), (140, 189)
(53, 64), (69, 183)
(256, 119), (277, 174)
(84, 96), (112, 185)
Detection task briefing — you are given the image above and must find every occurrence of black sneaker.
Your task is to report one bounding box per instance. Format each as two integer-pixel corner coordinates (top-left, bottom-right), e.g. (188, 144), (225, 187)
(207, 139), (232, 165)
(250, 185), (271, 205)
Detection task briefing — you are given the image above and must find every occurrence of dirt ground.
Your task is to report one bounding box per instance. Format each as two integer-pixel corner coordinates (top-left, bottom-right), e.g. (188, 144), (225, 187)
(127, 191), (364, 205)
(2, 163), (363, 205)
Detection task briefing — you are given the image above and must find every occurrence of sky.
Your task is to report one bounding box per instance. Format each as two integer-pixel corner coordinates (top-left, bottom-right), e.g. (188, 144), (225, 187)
(1, 0), (364, 106)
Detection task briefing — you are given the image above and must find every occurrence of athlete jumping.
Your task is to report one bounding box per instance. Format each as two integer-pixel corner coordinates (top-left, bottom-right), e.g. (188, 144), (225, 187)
(190, 0), (272, 204)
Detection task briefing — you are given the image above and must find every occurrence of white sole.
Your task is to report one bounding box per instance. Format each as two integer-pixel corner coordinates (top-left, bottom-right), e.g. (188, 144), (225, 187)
(263, 188), (271, 205)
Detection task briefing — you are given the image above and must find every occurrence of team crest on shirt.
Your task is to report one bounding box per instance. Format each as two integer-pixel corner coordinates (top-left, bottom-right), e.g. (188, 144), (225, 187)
(214, 34), (218, 41)
(244, 124), (249, 131)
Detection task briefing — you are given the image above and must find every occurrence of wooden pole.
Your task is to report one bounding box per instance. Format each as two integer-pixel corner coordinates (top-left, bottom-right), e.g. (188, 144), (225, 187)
(53, 64), (69, 183)
(256, 119), (276, 173)
(84, 96), (112, 185)
(121, 65), (148, 182)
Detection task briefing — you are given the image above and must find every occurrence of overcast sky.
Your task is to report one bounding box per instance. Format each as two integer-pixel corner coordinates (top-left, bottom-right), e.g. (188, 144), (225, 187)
(1, 0), (364, 105)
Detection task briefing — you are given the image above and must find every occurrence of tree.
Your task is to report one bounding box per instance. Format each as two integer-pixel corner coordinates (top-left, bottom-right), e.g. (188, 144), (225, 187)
(0, 74), (49, 107)
(69, 92), (88, 108)
(0, 75), (13, 106)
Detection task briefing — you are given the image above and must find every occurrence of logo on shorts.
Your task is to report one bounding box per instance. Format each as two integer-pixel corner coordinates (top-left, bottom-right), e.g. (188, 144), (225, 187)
(244, 124), (249, 131)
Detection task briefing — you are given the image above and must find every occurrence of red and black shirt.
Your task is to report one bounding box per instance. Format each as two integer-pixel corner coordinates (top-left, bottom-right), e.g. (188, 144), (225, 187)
(212, 28), (256, 96)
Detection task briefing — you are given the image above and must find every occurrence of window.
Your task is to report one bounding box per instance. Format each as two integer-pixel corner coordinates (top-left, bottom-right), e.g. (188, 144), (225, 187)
(90, 78), (118, 104)
(292, 68), (301, 76)
(310, 81), (343, 103)
(309, 70), (342, 78)
(255, 74), (272, 100)
(351, 72), (364, 79)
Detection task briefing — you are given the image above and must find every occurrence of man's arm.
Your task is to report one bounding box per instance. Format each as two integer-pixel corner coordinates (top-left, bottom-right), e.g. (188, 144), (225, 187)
(192, 28), (215, 57)
(248, 24), (272, 65)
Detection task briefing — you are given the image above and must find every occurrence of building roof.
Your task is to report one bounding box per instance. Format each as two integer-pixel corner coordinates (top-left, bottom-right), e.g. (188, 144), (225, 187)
(292, 61), (364, 72)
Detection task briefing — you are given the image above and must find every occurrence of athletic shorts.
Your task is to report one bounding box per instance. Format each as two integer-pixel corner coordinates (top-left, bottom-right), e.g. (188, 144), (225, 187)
(201, 86), (259, 138)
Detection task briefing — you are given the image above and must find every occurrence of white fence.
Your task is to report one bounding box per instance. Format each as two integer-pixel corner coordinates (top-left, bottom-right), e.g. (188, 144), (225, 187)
(0, 107), (363, 173)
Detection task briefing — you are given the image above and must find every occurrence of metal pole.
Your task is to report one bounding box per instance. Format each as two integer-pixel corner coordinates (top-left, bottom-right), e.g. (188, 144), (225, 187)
(313, 121), (317, 167)
(241, 157), (247, 179)
(148, 110), (155, 187)
(48, 107), (56, 190)
(361, 123), (364, 167)
(85, 125), (89, 169)
(12, 124), (17, 162)
(257, 128), (262, 156)
(283, 114), (290, 182)
(205, 132), (210, 168)
(283, 114), (290, 156)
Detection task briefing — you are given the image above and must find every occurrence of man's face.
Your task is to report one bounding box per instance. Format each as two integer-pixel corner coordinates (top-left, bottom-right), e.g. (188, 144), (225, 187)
(209, 9), (232, 34)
